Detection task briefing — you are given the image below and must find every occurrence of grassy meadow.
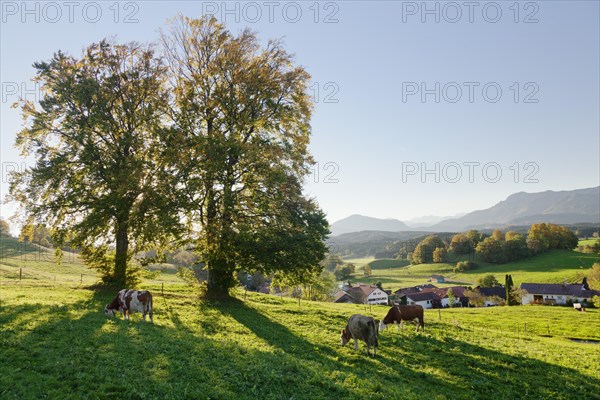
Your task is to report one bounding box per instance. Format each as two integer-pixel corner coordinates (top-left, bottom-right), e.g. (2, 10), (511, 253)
(346, 250), (600, 292)
(2, 281), (600, 399)
(2, 236), (600, 399)
(578, 238), (599, 247)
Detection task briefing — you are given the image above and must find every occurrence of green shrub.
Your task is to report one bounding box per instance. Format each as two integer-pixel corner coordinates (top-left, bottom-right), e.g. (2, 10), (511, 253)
(454, 261), (479, 273)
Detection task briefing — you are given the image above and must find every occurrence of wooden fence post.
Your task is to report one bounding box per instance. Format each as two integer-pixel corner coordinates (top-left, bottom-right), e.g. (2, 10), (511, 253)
(20, 268), (22, 280)
(80, 274), (83, 284)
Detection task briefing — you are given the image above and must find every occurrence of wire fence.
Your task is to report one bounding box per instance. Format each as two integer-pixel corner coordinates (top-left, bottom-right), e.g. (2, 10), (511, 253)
(2, 251), (598, 345)
(0, 265), (99, 286)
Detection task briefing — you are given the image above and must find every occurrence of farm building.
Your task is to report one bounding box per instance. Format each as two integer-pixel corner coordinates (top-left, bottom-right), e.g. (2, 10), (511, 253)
(520, 279), (600, 305)
(334, 290), (356, 304)
(430, 274), (446, 283)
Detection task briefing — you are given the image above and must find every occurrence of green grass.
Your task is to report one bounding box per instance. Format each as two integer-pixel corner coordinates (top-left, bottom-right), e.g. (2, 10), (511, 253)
(342, 257), (374, 267)
(1, 282), (599, 399)
(0, 236), (184, 286)
(366, 258), (411, 270)
(578, 238), (599, 247)
(2, 237), (600, 399)
(0, 237), (99, 285)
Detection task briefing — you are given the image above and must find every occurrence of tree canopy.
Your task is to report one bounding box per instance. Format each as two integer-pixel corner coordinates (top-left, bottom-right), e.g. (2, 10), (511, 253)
(411, 235), (445, 264)
(527, 223), (578, 253)
(478, 274), (500, 288)
(10, 16), (329, 294)
(159, 16), (328, 295)
(10, 41), (173, 285)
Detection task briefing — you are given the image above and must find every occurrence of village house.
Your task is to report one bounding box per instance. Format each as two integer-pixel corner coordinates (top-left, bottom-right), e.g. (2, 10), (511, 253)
(476, 286), (507, 306)
(434, 287), (469, 308)
(405, 290), (438, 309)
(430, 274), (445, 283)
(402, 285), (469, 309)
(334, 283), (389, 305)
(520, 279), (600, 305)
(394, 284), (438, 303)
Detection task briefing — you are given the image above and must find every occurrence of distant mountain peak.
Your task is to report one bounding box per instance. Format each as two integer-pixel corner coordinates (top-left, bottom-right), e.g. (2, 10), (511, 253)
(430, 186), (599, 232)
(330, 215), (409, 236)
(330, 187), (599, 236)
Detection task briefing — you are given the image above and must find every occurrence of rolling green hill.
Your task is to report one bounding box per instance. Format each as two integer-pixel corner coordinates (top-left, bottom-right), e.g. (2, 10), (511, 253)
(347, 250), (599, 292)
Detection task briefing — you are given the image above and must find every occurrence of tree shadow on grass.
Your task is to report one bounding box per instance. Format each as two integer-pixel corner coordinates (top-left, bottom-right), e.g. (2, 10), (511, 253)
(375, 328), (600, 400)
(0, 291), (465, 400)
(2, 289), (598, 400)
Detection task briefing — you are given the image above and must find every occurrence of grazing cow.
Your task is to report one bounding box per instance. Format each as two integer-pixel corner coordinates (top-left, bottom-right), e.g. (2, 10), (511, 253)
(340, 314), (379, 357)
(379, 305), (424, 333)
(104, 289), (153, 322)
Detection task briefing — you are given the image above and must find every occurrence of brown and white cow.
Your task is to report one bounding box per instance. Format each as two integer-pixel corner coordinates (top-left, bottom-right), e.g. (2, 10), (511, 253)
(104, 289), (153, 322)
(379, 305), (424, 333)
(341, 314), (379, 357)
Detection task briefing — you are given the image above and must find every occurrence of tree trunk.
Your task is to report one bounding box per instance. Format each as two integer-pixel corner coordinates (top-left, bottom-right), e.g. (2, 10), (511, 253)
(206, 257), (234, 298)
(114, 220), (129, 287)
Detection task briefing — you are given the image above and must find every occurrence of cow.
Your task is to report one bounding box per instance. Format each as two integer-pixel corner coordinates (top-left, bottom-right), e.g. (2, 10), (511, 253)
(340, 314), (379, 357)
(104, 289), (153, 322)
(379, 305), (424, 333)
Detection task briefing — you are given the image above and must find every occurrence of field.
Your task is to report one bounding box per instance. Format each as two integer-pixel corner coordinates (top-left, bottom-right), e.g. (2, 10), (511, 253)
(345, 250), (600, 292)
(579, 238), (600, 247)
(2, 237), (600, 399)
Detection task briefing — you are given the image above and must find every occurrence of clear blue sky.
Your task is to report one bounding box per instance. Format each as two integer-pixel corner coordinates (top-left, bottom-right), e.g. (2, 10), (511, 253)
(1, 1), (599, 226)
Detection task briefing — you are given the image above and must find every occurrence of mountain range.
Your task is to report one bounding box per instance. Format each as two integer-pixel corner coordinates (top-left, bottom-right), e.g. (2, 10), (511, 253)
(330, 187), (600, 236)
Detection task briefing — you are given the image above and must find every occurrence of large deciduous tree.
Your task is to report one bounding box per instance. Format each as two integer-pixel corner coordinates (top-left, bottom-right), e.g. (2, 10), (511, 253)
(527, 223), (578, 253)
(411, 235), (445, 265)
(10, 41), (173, 286)
(160, 16), (329, 297)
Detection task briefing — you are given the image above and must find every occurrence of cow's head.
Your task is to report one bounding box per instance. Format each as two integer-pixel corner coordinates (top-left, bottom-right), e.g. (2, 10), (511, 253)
(104, 304), (117, 318)
(379, 320), (388, 331)
(340, 328), (351, 346)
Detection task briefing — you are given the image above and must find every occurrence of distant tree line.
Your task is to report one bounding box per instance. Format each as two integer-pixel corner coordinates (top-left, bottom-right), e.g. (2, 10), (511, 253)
(407, 223), (579, 266)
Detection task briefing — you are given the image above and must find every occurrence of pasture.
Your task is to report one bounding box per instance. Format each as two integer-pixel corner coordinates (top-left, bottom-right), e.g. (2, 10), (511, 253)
(347, 250), (600, 292)
(2, 275), (600, 398)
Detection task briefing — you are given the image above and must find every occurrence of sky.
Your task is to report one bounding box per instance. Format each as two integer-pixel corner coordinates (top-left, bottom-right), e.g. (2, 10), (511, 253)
(1, 1), (599, 227)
